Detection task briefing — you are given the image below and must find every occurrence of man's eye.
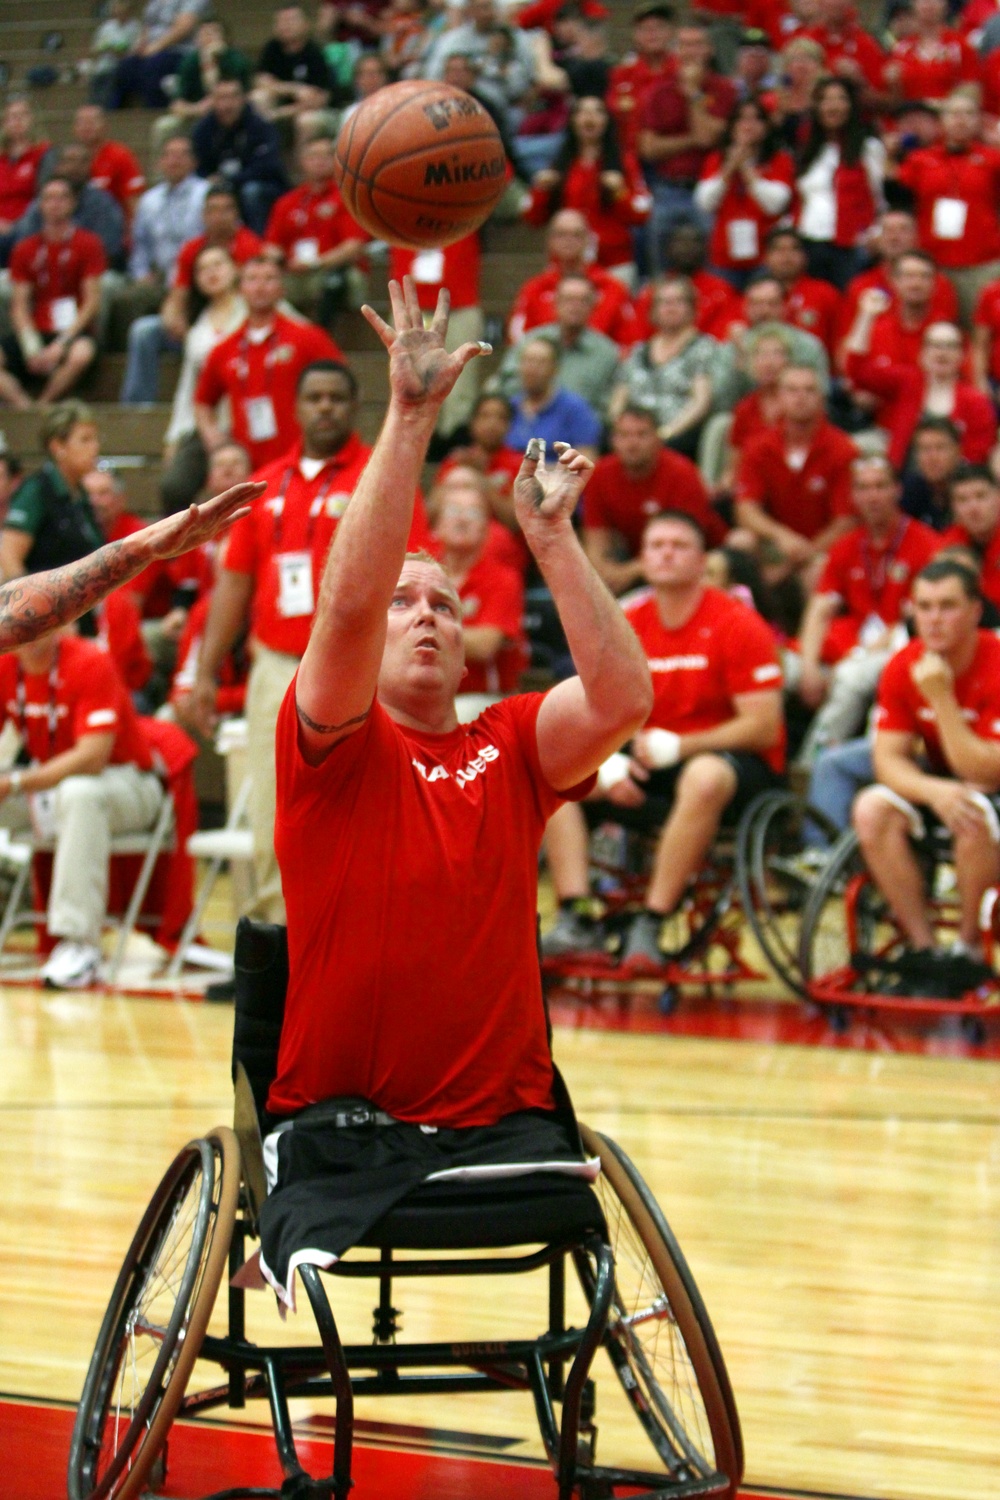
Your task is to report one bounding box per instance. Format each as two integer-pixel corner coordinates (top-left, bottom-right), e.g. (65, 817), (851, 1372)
(435, 602), (455, 615)
(390, 596), (406, 609)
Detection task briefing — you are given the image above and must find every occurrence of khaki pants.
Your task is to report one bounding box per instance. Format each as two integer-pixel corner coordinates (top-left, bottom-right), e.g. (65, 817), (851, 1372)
(245, 644), (300, 925)
(945, 259), (1000, 328)
(0, 765), (164, 945)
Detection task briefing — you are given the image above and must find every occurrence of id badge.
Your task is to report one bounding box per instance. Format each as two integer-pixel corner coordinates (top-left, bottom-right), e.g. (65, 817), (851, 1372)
(276, 551), (315, 619)
(29, 788), (58, 841)
(858, 612), (887, 649)
(49, 296), (77, 333)
(245, 395), (278, 443)
(725, 217), (758, 261)
(412, 248), (444, 284)
(932, 197), (968, 240)
(293, 237), (320, 265)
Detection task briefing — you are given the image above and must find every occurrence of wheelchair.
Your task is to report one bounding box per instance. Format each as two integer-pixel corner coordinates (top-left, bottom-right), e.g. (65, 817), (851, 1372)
(797, 826), (1000, 1043)
(68, 919), (744, 1500)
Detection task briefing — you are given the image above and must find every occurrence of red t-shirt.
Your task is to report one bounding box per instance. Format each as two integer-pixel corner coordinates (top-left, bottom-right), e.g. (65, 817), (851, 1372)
(837, 263), (958, 354)
(89, 139), (145, 212)
(803, 16), (886, 89)
(973, 280), (1000, 382)
(170, 591), (247, 717)
(508, 263), (637, 347)
(896, 143), (1000, 268)
(888, 30), (980, 101)
(606, 55), (676, 154)
(638, 73), (738, 183)
(9, 228), (106, 334)
(784, 274), (842, 355)
(194, 314), (344, 470)
(939, 521), (1000, 608)
(222, 437), (432, 657)
(0, 634), (151, 769)
(699, 150), (795, 272)
(844, 352), (997, 469)
(816, 516), (940, 660)
(625, 586), (785, 772)
(631, 269), (740, 342)
(980, 47), (1000, 115)
(390, 236), (480, 311)
(268, 690), (592, 1125)
(874, 630), (1000, 774)
(735, 420), (857, 537)
(172, 227), (264, 289)
(456, 554), (526, 694)
(729, 390), (781, 454)
(0, 142), (49, 223)
(582, 449), (724, 552)
(96, 589), (152, 693)
(265, 180), (369, 265)
(523, 156), (651, 270)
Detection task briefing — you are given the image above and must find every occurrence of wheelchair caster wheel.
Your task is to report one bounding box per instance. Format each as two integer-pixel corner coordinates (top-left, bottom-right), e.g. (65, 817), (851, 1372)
(827, 1005), (850, 1034)
(657, 985), (679, 1016)
(961, 1015), (986, 1047)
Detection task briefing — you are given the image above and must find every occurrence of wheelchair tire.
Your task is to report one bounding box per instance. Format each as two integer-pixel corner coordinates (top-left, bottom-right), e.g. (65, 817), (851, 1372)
(68, 1127), (240, 1500)
(738, 792), (839, 997)
(577, 1126), (743, 1498)
(797, 829), (887, 985)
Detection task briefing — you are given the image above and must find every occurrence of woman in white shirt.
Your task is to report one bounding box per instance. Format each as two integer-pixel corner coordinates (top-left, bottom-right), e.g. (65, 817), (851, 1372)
(794, 76), (887, 291)
(160, 245), (246, 514)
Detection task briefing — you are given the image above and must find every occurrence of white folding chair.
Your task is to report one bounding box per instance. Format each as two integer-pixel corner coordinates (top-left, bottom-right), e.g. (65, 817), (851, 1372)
(165, 775), (255, 978)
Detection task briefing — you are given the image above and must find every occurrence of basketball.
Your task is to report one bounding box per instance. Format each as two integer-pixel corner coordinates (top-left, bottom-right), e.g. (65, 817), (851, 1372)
(333, 80), (508, 249)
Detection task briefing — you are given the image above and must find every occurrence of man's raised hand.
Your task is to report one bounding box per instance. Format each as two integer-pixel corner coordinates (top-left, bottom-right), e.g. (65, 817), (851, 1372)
(361, 276), (491, 413)
(145, 479), (267, 561)
(514, 439), (593, 530)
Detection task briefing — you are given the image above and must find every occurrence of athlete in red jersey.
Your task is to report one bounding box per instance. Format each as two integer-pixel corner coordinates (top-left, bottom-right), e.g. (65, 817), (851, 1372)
(853, 555), (1000, 990)
(543, 509), (783, 968)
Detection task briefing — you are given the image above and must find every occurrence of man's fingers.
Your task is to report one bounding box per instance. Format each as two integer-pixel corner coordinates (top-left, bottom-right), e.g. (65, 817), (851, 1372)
(402, 273), (422, 326)
(430, 285), (452, 338)
(200, 480), (266, 518)
(361, 301), (395, 347)
(452, 338), (492, 371)
(387, 278), (408, 331)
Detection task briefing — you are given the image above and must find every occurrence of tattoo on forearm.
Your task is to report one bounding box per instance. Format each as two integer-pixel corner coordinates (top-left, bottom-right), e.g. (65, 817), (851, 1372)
(0, 539), (151, 650)
(296, 700), (372, 736)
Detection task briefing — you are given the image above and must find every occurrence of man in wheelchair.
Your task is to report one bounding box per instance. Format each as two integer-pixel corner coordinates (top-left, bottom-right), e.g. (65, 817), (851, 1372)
(256, 276), (653, 1305)
(853, 557), (1000, 997)
(541, 511), (785, 972)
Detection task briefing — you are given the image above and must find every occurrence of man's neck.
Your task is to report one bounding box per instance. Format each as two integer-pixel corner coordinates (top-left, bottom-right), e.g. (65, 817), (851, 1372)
(381, 691), (459, 736)
(622, 455), (657, 481)
(307, 176), (334, 195)
(784, 415), (818, 445)
(899, 301), (929, 328)
(560, 326), (585, 347)
(653, 580), (704, 630)
(19, 639), (59, 676)
(865, 511), (901, 545)
(553, 256), (585, 277)
(43, 220), (73, 242)
(247, 309), (277, 330)
(302, 433), (350, 464)
(522, 384), (554, 413)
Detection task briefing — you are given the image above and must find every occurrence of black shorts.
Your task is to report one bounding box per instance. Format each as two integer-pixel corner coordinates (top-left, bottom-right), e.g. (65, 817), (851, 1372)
(1, 330), (57, 384)
(585, 751), (783, 837)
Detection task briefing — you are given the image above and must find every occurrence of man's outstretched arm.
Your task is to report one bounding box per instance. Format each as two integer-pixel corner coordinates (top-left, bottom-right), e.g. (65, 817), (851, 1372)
(295, 277), (489, 763)
(0, 480), (264, 651)
(518, 442), (653, 792)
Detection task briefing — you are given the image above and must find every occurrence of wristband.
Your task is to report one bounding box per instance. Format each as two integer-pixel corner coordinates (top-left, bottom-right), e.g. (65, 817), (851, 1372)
(596, 752), (631, 793)
(638, 728), (681, 769)
(8, 769), (23, 795)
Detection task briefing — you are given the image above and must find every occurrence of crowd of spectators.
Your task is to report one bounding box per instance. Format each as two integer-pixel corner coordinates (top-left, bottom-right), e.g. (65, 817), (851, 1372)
(4, 0), (1000, 994)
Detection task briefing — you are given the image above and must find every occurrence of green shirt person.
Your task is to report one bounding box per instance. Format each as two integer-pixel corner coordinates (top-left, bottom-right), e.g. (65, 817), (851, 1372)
(1, 403), (107, 592)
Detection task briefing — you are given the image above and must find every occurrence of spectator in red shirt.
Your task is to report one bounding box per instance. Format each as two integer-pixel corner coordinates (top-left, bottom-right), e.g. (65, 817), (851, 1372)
(694, 97), (795, 291)
(508, 208), (637, 346)
(606, 2), (677, 154)
(971, 277), (1000, 401)
(844, 294), (997, 469)
(735, 362), (857, 588)
(762, 226), (842, 353)
(795, 453), (940, 754)
(542, 509), (783, 967)
(72, 104), (146, 224)
(793, 75), (887, 289)
(582, 404), (725, 593)
(264, 133), (369, 325)
(637, 21), (738, 272)
(895, 90), (1000, 324)
(884, 0), (980, 105)
(714, 326), (793, 495)
(436, 395), (526, 571)
(194, 257), (344, 471)
(82, 466), (145, 548)
(0, 99), (50, 266)
(390, 233), (486, 441)
(853, 556), (1000, 991)
(837, 208), (958, 354)
(524, 95), (650, 282)
(804, 0), (886, 95)
(632, 221), (742, 340)
(939, 463), (1000, 610)
(838, 250), (947, 375)
(0, 177), (104, 404)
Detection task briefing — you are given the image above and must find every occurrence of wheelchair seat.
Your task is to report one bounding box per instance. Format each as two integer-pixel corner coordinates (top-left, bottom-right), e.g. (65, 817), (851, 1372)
(358, 1172), (607, 1251)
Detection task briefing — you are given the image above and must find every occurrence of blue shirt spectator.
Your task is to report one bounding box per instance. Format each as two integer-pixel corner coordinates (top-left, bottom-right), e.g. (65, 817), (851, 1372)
(504, 335), (603, 456)
(129, 137), (208, 282)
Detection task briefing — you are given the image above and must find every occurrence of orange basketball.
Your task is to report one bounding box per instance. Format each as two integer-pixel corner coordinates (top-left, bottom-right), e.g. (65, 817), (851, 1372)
(333, 80), (508, 249)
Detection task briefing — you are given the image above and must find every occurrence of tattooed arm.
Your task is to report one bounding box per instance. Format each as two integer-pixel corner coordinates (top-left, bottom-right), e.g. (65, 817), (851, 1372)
(0, 479), (265, 651)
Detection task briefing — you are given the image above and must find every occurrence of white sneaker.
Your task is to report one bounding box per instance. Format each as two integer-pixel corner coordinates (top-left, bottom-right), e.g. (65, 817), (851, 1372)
(41, 940), (102, 990)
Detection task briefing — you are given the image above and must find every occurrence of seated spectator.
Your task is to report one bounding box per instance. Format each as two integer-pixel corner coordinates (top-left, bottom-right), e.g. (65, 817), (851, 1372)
(426, 0), (536, 109)
(844, 302), (997, 469)
(191, 77), (290, 236)
(121, 185), (262, 406)
(793, 75), (886, 289)
(837, 209), (959, 344)
(436, 394), (524, 558)
(508, 208), (637, 345)
(0, 629), (164, 988)
(432, 476), (527, 711)
(109, 0), (208, 110)
(582, 405), (725, 594)
(694, 98), (795, 292)
(637, 21), (737, 270)
(85, 0), (143, 109)
(167, 18), (254, 129)
(264, 135), (369, 327)
(0, 100), (51, 266)
(939, 463), (1000, 610)
(15, 144), (125, 271)
(435, 458), (527, 575)
(503, 336), (602, 457)
(194, 257), (344, 472)
(491, 274), (620, 418)
(632, 222), (742, 341)
(524, 95), (649, 284)
(126, 134), (208, 312)
(339, 53), (391, 125)
(606, 2), (676, 156)
(0, 403), (104, 586)
(734, 363), (857, 589)
(71, 105), (146, 225)
(253, 4), (333, 133)
(96, 585), (153, 698)
(83, 466), (144, 545)
(390, 234), (485, 441)
(838, 249), (951, 376)
(895, 90), (1000, 325)
(901, 414), (963, 530)
(713, 278), (830, 408)
(852, 557), (1000, 994)
(762, 227), (842, 355)
(803, 0), (886, 96)
(380, 0), (438, 82)
(170, 583), (249, 725)
(0, 179), (104, 405)
(161, 245), (247, 514)
(610, 278), (720, 459)
(884, 0), (980, 105)
(542, 509), (783, 965)
(794, 454), (940, 758)
(711, 326), (793, 495)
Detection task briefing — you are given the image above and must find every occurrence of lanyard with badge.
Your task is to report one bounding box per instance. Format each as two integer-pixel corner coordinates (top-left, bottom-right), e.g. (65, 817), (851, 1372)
(237, 328), (280, 445)
(271, 464), (338, 619)
(858, 518), (906, 645)
(14, 657), (61, 838)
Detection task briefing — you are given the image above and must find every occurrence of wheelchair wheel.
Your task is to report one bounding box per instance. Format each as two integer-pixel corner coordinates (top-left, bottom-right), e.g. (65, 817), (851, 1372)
(577, 1126), (743, 1498)
(68, 1128), (239, 1500)
(797, 829), (892, 985)
(737, 792), (838, 996)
